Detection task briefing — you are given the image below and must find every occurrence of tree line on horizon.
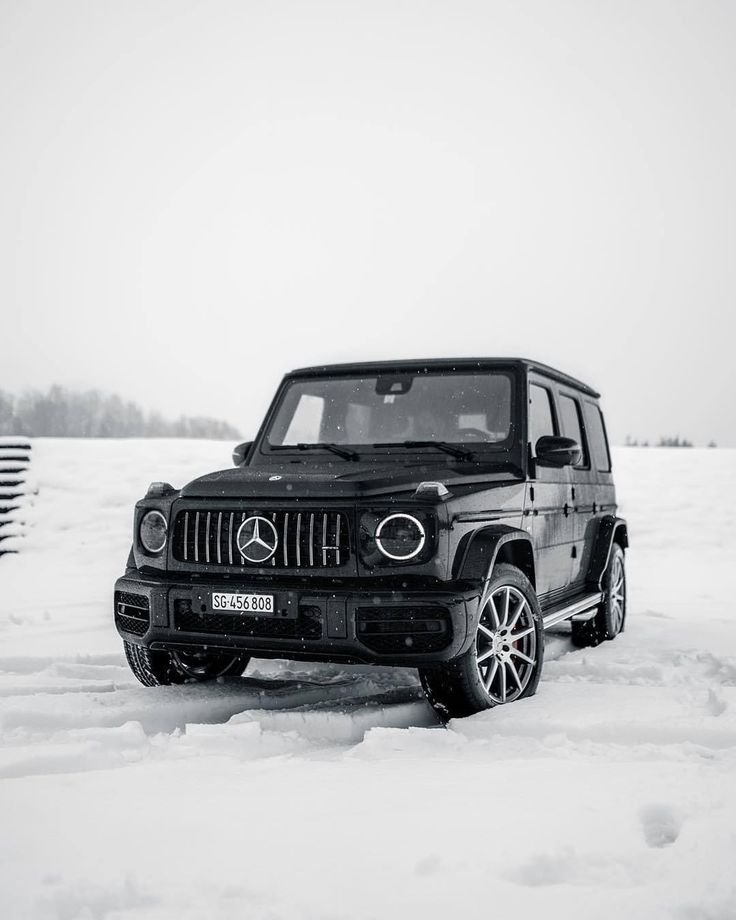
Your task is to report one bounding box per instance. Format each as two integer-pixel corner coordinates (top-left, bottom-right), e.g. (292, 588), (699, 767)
(0, 386), (241, 440)
(625, 435), (717, 448)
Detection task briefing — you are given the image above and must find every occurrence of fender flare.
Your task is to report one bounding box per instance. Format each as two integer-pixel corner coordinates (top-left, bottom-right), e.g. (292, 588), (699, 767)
(453, 524), (535, 587)
(586, 516), (628, 591)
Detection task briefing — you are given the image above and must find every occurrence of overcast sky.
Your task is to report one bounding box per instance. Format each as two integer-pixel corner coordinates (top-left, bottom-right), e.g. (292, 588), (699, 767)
(1, 0), (734, 445)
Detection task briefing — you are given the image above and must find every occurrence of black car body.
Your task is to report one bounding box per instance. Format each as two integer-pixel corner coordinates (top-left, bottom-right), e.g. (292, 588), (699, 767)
(116, 358), (628, 716)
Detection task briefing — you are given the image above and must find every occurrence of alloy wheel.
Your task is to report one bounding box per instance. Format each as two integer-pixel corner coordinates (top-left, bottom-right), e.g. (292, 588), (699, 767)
(475, 584), (537, 704)
(609, 553), (626, 633)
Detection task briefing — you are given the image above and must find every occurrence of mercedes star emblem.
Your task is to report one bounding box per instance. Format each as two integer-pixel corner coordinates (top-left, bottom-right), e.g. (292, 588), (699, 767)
(236, 515), (279, 564)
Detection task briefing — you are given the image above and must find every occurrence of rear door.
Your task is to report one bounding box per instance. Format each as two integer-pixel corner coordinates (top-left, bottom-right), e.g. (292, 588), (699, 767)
(578, 400), (616, 579)
(527, 378), (574, 597)
(557, 390), (594, 586)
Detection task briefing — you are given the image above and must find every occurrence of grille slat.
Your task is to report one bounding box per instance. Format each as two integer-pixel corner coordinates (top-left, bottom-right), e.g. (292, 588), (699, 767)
(296, 512), (302, 567)
(173, 508), (350, 569)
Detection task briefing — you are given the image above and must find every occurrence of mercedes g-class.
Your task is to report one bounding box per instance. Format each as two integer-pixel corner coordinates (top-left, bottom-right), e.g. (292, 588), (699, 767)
(115, 358), (628, 718)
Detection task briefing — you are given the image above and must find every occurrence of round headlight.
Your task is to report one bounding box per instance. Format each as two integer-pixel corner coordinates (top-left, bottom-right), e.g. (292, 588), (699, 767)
(139, 510), (167, 554)
(375, 513), (426, 561)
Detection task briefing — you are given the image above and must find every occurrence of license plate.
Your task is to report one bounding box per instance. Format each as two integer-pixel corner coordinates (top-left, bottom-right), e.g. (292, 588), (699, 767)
(210, 592), (275, 615)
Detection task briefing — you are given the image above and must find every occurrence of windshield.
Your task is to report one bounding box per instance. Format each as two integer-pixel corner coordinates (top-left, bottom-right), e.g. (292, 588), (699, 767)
(264, 371), (512, 451)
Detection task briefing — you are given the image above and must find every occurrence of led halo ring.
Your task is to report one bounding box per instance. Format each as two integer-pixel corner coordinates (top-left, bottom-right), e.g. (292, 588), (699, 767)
(140, 509), (168, 554)
(375, 512), (426, 561)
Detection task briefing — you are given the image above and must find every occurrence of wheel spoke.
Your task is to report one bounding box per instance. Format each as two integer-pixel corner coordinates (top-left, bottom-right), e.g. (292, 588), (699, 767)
(511, 626), (534, 640)
(477, 647), (495, 664)
(502, 587), (511, 625)
(478, 623), (495, 641)
(500, 661), (507, 701)
(508, 598), (526, 631)
(488, 596), (501, 628)
(484, 659), (498, 691)
(508, 659), (522, 688)
(510, 647), (534, 665)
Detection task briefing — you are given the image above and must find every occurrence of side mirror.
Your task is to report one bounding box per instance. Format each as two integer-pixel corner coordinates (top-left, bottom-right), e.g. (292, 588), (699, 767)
(232, 440), (253, 467)
(535, 435), (581, 467)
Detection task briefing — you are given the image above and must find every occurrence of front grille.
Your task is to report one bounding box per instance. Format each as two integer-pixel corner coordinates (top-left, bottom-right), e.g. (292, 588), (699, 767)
(115, 591), (150, 637)
(173, 600), (323, 640)
(356, 606), (451, 654)
(172, 509), (351, 569)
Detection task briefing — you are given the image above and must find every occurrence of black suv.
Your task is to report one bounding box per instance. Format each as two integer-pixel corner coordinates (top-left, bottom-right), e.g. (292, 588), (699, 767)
(115, 359), (628, 718)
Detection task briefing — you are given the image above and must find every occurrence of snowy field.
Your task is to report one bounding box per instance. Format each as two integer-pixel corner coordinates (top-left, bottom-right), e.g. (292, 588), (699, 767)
(1, 440), (735, 920)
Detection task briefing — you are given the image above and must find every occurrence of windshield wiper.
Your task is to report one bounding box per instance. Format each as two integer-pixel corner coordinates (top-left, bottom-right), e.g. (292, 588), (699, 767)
(372, 440), (475, 461)
(271, 443), (359, 461)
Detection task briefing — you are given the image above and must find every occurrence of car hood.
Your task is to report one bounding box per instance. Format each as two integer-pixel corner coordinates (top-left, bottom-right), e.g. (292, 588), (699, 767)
(180, 462), (522, 501)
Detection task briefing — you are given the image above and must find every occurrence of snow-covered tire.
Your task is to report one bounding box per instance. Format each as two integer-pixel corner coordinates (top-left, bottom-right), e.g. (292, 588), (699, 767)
(571, 543), (627, 648)
(123, 641), (250, 686)
(419, 563), (544, 720)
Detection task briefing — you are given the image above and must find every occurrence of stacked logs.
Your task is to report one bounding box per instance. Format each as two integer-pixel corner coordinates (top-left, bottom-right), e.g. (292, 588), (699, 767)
(0, 438), (32, 557)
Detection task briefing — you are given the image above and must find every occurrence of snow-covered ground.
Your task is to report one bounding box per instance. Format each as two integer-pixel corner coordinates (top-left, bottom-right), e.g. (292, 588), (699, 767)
(1, 440), (735, 920)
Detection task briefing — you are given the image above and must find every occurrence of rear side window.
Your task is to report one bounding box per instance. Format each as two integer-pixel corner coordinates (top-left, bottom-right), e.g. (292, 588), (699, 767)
(558, 394), (588, 468)
(529, 384), (556, 451)
(584, 402), (611, 472)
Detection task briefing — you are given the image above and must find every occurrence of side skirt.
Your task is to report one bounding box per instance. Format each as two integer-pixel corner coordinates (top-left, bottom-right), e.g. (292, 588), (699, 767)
(541, 592), (603, 630)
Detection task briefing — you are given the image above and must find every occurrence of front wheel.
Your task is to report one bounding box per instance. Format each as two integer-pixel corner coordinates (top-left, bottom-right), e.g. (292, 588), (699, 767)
(419, 563), (544, 719)
(124, 641), (250, 686)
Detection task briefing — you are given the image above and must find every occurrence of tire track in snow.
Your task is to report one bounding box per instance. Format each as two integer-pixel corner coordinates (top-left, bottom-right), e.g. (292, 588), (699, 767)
(0, 662), (440, 778)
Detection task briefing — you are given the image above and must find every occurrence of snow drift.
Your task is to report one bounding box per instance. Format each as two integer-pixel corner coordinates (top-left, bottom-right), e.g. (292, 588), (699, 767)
(0, 440), (734, 919)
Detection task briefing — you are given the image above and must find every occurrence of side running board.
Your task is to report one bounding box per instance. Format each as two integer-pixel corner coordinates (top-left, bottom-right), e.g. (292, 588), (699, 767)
(542, 592), (604, 630)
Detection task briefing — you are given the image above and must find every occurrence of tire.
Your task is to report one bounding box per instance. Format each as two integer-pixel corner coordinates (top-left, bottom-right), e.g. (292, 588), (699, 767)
(123, 641), (250, 686)
(571, 543), (627, 648)
(419, 563), (544, 720)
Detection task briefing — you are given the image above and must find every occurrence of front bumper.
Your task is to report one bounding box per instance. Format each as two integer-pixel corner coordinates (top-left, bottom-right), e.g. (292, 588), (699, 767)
(114, 571), (479, 666)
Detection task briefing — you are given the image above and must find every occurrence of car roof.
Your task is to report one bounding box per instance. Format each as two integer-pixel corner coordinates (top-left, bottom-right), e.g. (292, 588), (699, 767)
(288, 357), (600, 398)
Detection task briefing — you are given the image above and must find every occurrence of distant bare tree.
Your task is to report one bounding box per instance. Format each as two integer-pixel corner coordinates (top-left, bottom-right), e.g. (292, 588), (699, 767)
(0, 389), (17, 434)
(658, 435), (693, 448)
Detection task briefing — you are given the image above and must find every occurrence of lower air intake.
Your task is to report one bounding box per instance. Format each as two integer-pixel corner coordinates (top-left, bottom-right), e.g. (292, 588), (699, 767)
(115, 591), (150, 638)
(356, 606), (451, 654)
